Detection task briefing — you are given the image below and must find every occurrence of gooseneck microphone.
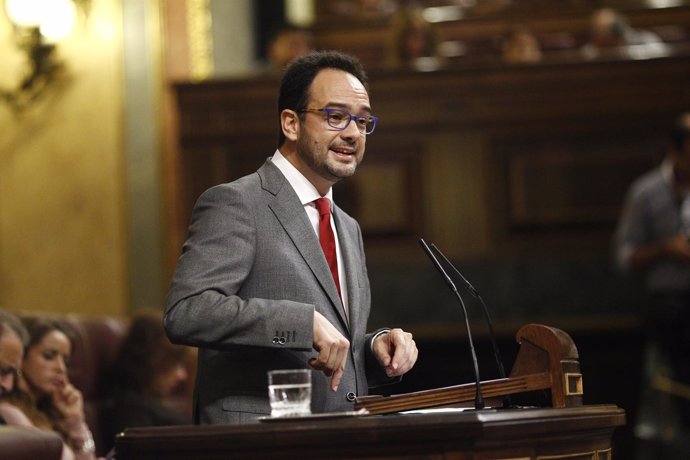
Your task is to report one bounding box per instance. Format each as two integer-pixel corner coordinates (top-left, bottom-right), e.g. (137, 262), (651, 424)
(430, 243), (508, 382)
(419, 238), (485, 410)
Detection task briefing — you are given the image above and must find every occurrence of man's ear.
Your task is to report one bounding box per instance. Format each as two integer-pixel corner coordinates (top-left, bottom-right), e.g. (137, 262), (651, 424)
(281, 109), (300, 142)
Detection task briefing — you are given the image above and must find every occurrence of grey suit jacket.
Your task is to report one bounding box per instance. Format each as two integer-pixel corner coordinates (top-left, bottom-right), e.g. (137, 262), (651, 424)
(164, 159), (391, 424)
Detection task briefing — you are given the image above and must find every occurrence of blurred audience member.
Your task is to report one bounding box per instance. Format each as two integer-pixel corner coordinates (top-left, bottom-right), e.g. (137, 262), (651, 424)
(0, 316), (98, 459)
(614, 112), (690, 457)
(581, 7), (668, 59)
(266, 25), (314, 74)
(358, 0), (398, 19)
(0, 308), (27, 399)
(101, 311), (192, 453)
(385, 5), (444, 71)
(502, 26), (542, 64)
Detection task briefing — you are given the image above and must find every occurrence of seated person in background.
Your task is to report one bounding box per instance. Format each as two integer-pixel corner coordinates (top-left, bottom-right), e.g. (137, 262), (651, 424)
(101, 311), (192, 453)
(0, 308), (27, 399)
(0, 315), (99, 459)
(502, 26), (542, 64)
(265, 25), (314, 74)
(385, 5), (444, 71)
(581, 7), (667, 59)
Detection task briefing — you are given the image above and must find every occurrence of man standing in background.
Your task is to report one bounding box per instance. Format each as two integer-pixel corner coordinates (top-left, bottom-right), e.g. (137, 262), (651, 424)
(615, 112), (690, 457)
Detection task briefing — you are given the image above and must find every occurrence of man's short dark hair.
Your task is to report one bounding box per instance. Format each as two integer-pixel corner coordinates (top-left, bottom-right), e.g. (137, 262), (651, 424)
(670, 112), (690, 152)
(277, 51), (368, 147)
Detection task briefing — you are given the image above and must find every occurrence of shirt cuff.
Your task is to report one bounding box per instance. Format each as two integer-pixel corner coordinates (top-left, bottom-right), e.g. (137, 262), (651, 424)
(369, 328), (391, 352)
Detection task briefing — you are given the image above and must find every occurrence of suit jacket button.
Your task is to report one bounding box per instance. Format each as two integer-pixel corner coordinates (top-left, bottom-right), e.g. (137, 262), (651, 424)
(346, 392), (356, 402)
(279, 337), (286, 344)
(272, 336), (280, 344)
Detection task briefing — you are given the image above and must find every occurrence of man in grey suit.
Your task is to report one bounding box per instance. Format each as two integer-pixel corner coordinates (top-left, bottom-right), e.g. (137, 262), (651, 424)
(164, 51), (418, 424)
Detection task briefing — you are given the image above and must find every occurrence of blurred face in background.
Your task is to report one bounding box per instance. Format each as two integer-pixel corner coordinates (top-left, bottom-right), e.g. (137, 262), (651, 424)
(153, 361), (189, 398)
(21, 329), (72, 399)
(0, 327), (23, 394)
(269, 29), (313, 68)
(589, 8), (626, 48)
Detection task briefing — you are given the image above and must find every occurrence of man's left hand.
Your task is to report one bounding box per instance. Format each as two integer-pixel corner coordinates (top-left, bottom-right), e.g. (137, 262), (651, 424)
(372, 328), (418, 377)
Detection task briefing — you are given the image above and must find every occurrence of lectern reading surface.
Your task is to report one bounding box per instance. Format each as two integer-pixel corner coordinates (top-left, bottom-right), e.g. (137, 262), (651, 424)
(355, 323), (584, 414)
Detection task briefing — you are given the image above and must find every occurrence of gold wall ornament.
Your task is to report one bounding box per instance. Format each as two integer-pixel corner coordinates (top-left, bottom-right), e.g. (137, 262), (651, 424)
(1, 0), (89, 113)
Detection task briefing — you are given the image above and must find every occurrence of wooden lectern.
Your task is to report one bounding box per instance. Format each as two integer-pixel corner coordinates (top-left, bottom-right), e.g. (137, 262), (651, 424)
(355, 323), (585, 414)
(114, 324), (625, 459)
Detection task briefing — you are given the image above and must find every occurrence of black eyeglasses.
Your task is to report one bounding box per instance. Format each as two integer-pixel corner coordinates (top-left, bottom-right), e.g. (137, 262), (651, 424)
(300, 108), (378, 135)
(0, 362), (21, 379)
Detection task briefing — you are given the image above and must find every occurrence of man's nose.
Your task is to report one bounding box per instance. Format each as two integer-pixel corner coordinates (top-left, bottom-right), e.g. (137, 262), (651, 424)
(0, 376), (12, 393)
(341, 118), (361, 139)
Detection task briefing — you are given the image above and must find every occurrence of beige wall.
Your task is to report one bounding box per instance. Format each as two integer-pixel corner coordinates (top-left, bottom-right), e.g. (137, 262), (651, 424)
(0, 0), (128, 316)
(0, 0), (264, 317)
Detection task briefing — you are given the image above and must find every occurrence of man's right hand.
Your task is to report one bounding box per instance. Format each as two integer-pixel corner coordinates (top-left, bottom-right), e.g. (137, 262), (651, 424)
(310, 311), (350, 392)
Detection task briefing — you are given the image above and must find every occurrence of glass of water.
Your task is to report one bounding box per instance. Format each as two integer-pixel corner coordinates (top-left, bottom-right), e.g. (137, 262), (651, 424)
(267, 369), (312, 417)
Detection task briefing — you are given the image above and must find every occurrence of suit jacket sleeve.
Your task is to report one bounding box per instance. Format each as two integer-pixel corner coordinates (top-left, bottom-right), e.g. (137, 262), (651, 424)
(164, 182), (314, 351)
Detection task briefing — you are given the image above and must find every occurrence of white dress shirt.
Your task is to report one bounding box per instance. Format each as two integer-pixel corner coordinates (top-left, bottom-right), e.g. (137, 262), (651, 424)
(271, 150), (349, 315)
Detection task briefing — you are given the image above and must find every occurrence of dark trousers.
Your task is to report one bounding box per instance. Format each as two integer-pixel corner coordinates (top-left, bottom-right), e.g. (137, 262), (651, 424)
(649, 291), (690, 426)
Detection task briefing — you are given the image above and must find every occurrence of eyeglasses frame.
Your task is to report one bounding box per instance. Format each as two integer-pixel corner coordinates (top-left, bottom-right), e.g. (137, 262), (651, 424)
(0, 361), (22, 379)
(299, 107), (378, 135)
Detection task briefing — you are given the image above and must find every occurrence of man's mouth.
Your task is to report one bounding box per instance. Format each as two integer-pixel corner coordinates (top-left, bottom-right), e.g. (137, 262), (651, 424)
(330, 145), (355, 156)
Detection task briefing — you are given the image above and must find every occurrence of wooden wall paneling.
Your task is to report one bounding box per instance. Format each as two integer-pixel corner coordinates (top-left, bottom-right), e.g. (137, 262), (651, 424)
(177, 77), (277, 142)
(421, 130), (492, 259)
(335, 134), (424, 238)
(172, 49), (690, 263)
(505, 136), (663, 228)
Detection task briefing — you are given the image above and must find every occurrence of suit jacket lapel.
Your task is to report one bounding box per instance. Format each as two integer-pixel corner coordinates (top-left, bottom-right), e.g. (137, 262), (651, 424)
(258, 160), (350, 331)
(333, 208), (360, 335)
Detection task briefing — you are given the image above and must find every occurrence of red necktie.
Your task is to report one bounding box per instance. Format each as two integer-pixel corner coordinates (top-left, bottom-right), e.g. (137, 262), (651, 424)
(314, 198), (341, 300)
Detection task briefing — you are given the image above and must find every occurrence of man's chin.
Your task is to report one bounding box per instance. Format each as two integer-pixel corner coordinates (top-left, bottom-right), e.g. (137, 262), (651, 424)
(330, 169), (356, 181)
(327, 161), (358, 179)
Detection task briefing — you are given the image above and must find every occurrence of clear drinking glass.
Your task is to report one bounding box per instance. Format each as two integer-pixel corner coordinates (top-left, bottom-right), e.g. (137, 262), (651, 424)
(267, 369), (312, 417)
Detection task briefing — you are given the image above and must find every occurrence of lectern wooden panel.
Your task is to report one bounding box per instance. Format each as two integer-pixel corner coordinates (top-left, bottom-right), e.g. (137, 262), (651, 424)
(115, 405), (625, 460)
(115, 324), (625, 459)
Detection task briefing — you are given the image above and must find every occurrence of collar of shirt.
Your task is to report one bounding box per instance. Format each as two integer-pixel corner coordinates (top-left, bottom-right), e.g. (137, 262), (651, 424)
(271, 150), (333, 206)
(662, 158), (690, 200)
(661, 158), (673, 185)
(271, 150), (349, 314)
